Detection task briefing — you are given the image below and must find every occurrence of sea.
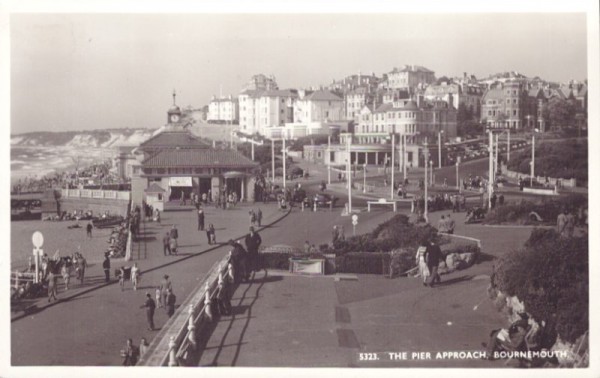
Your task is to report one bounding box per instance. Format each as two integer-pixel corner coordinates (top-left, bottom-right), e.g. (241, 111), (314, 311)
(10, 146), (117, 186)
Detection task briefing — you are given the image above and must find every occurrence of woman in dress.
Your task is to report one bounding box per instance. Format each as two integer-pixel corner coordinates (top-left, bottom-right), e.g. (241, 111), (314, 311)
(130, 263), (140, 291)
(416, 238), (430, 286)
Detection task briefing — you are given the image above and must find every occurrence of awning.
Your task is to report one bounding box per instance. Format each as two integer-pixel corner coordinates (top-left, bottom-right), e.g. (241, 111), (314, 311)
(168, 177), (192, 187)
(222, 171), (246, 179)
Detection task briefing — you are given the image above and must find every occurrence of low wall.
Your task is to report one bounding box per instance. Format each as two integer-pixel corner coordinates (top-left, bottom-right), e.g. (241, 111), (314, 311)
(501, 163), (577, 188)
(522, 187), (558, 196)
(139, 253), (232, 366)
(51, 197), (130, 217)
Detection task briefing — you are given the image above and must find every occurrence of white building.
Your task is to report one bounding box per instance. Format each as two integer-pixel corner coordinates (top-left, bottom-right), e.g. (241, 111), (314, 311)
(238, 89), (297, 136)
(208, 95), (239, 123)
(293, 90), (344, 123)
(386, 65), (436, 90)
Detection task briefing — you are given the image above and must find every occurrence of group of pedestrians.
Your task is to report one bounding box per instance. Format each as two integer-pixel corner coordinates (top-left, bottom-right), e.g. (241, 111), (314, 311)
(437, 215), (456, 234)
(162, 225), (180, 256)
(248, 208), (263, 227)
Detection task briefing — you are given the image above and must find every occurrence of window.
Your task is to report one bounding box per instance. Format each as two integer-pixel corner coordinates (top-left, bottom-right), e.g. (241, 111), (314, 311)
(507, 99), (510, 104)
(513, 99), (517, 104)
(513, 110), (517, 116)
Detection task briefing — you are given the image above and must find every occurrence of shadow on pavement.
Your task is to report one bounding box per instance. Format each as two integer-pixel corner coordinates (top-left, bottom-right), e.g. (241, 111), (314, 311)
(435, 275), (473, 287)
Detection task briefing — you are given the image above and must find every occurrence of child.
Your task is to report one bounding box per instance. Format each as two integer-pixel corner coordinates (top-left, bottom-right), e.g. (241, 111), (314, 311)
(155, 287), (162, 308)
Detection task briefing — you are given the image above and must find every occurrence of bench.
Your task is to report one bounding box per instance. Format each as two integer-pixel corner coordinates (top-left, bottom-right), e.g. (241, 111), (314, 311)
(367, 199), (397, 212)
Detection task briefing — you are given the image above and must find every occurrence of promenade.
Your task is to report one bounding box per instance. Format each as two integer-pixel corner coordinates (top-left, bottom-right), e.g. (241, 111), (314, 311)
(11, 203), (287, 365)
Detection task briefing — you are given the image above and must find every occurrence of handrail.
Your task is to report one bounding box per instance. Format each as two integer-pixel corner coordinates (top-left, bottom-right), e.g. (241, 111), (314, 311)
(138, 252), (232, 366)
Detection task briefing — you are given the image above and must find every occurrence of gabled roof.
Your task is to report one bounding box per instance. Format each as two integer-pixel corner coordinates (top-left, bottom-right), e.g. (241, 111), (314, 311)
(239, 89), (264, 98)
(142, 148), (258, 169)
(374, 103), (394, 113)
(262, 89), (298, 98)
(390, 65), (434, 74)
(303, 90), (343, 102)
(139, 131), (210, 149)
(145, 183), (166, 193)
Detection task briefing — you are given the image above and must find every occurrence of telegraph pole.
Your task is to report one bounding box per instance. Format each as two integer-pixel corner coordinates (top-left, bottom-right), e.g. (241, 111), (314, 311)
(390, 132), (395, 199)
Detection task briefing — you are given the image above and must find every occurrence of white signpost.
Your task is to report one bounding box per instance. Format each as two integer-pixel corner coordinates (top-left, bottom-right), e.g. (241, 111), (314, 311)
(32, 231), (44, 284)
(351, 214), (358, 236)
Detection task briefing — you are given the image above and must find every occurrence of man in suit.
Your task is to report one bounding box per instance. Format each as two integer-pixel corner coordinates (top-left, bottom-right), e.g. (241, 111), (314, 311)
(141, 293), (156, 331)
(165, 288), (176, 318)
(425, 240), (443, 287)
(163, 232), (171, 256)
(102, 254), (111, 283)
(244, 227), (262, 276)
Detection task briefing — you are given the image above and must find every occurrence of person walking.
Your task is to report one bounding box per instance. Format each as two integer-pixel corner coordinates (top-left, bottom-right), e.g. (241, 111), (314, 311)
(165, 288), (176, 318)
(119, 266), (126, 291)
(256, 208), (263, 227)
(139, 338), (149, 357)
(102, 254), (111, 283)
(565, 209), (576, 238)
(47, 271), (58, 302)
(557, 208), (568, 238)
(331, 225), (339, 245)
(160, 275), (172, 308)
(121, 338), (140, 366)
(169, 235), (178, 256)
(249, 210), (256, 227)
(244, 226), (262, 275)
(140, 293), (156, 331)
(447, 214), (455, 235)
(197, 208), (205, 231)
(61, 264), (71, 291)
(170, 224), (179, 242)
(155, 287), (162, 308)
(163, 232), (171, 256)
(415, 240), (429, 286)
(229, 239), (248, 283)
(437, 215), (447, 233)
(86, 222), (93, 239)
(206, 224), (216, 245)
(425, 240), (443, 287)
(78, 254), (87, 284)
(131, 263), (140, 291)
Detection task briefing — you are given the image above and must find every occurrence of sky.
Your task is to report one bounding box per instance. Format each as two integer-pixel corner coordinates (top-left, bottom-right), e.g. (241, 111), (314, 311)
(10, 12), (589, 134)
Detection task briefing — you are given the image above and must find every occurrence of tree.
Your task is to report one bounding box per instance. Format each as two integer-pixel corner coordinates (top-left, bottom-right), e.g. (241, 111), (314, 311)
(542, 97), (576, 131)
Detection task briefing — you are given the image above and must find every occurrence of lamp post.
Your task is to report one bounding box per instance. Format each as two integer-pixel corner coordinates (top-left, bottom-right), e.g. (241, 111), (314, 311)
(530, 133), (535, 187)
(390, 132), (395, 199)
(347, 135), (352, 214)
(488, 130), (493, 209)
(402, 134), (407, 181)
(424, 138), (429, 223)
(363, 163), (367, 193)
(429, 160), (433, 185)
(507, 128), (511, 162)
(494, 133), (499, 177)
(438, 130), (444, 169)
(327, 135), (331, 185)
(282, 137), (287, 190)
(455, 156), (461, 191)
(271, 139), (275, 182)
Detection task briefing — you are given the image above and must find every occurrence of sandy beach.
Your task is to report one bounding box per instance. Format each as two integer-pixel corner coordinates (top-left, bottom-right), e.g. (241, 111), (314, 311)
(10, 219), (118, 271)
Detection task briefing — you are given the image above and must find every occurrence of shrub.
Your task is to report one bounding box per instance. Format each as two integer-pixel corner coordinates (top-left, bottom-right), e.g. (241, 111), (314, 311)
(485, 195), (587, 225)
(491, 229), (588, 343)
(335, 252), (389, 274)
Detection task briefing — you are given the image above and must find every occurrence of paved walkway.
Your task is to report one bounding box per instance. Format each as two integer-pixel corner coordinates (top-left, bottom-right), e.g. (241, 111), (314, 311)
(11, 203), (287, 365)
(194, 204), (535, 367)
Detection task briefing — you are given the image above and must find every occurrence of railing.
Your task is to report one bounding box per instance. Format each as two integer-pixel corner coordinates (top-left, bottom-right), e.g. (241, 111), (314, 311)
(500, 163), (577, 188)
(139, 252), (233, 366)
(61, 189), (130, 201)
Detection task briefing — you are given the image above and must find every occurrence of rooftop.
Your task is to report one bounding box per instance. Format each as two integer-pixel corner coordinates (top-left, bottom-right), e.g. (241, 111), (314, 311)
(139, 130), (210, 150)
(303, 90), (343, 102)
(142, 148), (258, 169)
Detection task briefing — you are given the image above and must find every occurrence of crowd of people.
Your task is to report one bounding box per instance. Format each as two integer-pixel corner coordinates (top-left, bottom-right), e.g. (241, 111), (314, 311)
(12, 160), (119, 195)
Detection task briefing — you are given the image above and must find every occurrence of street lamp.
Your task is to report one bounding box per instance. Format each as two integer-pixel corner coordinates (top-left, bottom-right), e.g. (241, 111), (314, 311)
(271, 138), (275, 182)
(363, 163), (367, 193)
(438, 130), (444, 169)
(530, 129), (539, 187)
(423, 138), (429, 223)
(327, 135), (331, 185)
(455, 156), (461, 191)
(402, 134), (407, 181)
(487, 129), (494, 209)
(282, 136), (287, 191)
(346, 135), (352, 214)
(429, 160), (433, 185)
(390, 132), (396, 199)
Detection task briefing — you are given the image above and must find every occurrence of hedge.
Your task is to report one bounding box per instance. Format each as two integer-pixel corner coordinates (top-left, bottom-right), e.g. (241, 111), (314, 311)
(484, 194), (587, 225)
(491, 228), (588, 343)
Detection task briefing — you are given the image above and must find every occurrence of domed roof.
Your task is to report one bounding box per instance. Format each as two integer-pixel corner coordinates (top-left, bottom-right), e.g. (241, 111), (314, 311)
(168, 105), (181, 114)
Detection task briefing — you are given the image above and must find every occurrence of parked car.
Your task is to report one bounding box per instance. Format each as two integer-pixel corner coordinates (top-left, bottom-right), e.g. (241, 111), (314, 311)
(306, 193), (338, 208)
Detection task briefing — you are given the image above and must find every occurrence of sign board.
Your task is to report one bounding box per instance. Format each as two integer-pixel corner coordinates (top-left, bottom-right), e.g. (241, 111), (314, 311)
(169, 177), (193, 187)
(351, 214), (358, 226)
(32, 231), (44, 248)
(289, 258), (325, 275)
(33, 248), (43, 257)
